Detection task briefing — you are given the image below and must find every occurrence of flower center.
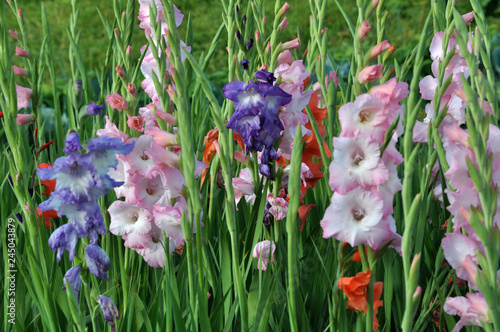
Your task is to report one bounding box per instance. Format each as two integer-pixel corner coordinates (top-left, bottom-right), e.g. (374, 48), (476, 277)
(351, 208), (365, 221)
(359, 110), (371, 123)
(152, 235), (160, 243)
(129, 212), (139, 223)
(352, 153), (364, 166)
(140, 153), (149, 161)
(146, 188), (154, 195)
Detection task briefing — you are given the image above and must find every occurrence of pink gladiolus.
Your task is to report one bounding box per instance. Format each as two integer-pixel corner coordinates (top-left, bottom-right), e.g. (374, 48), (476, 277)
(370, 40), (391, 60)
(233, 168), (256, 205)
(16, 84), (32, 110)
(8, 29), (18, 39)
(12, 65), (27, 77)
(327, 71), (340, 88)
(146, 127), (177, 148)
(267, 193), (288, 220)
(444, 293), (490, 332)
(321, 188), (392, 250)
(16, 113), (34, 126)
(253, 240), (276, 271)
(462, 11), (474, 26)
(358, 64), (383, 84)
(106, 92), (128, 111)
(115, 64), (125, 78)
(128, 83), (137, 97)
(15, 46), (30, 58)
(96, 116), (129, 141)
(359, 20), (371, 41)
(280, 2), (290, 16)
(279, 17), (288, 31)
(281, 38), (299, 51)
(127, 116), (145, 132)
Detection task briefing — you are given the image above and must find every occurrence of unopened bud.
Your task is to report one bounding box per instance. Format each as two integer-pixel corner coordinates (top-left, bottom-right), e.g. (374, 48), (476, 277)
(115, 64), (125, 78)
(16, 114), (35, 126)
(462, 11), (474, 26)
(359, 20), (371, 41)
(15, 46), (30, 58)
(370, 40), (391, 60)
(265, 41), (271, 53)
(280, 2), (290, 16)
(17, 8), (22, 19)
(255, 30), (260, 41)
(279, 17), (288, 31)
(128, 83), (137, 97)
(114, 28), (119, 38)
(281, 38), (299, 51)
(12, 65), (27, 77)
(263, 16), (266, 25)
(126, 45), (132, 57)
(8, 30), (18, 39)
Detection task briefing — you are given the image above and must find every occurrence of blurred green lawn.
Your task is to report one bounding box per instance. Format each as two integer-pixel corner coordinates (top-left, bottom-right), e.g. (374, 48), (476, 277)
(4, 0), (499, 85)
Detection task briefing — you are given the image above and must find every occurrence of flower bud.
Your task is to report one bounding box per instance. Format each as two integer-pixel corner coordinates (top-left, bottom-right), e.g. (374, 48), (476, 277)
(127, 83), (136, 97)
(15, 46), (30, 58)
(359, 20), (371, 41)
(358, 64), (383, 84)
(12, 65), (27, 77)
(279, 17), (289, 31)
(115, 64), (125, 78)
(16, 113), (35, 126)
(281, 38), (299, 51)
(8, 29), (18, 39)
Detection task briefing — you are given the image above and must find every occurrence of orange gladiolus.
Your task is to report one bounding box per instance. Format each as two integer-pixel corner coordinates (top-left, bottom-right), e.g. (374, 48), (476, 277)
(36, 208), (59, 228)
(38, 163), (56, 196)
(338, 270), (384, 331)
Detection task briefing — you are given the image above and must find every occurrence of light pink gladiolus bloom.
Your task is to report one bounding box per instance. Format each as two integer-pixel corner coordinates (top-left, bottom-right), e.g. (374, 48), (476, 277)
(97, 116), (129, 141)
(233, 168), (257, 206)
(16, 113), (34, 126)
(444, 293), (490, 332)
(442, 233), (481, 286)
(106, 92), (128, 111)
(146, 127), (177, 147)
(267, 193), (288, 220)
(108, 201), (152, 236)
(359, 20), (371, 41)
(253, 240), (276, 271)
(16, 84), (32, 110)
(328, 136), (389, 194)
(338, 93), (388, 142)
(321, 188), (392, 250)
(358, 64), (383, 84)
(370, 40), (391, 60)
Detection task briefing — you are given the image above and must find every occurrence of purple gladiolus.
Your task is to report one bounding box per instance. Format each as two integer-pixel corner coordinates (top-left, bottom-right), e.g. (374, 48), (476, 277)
(63, 265), (82, 298)
(223, 70), (291, 178)
(86, 244), (111, 280)
(48, 223), (78, 261)
(98, 295), (120, 332)
(86, 102), (105, 116)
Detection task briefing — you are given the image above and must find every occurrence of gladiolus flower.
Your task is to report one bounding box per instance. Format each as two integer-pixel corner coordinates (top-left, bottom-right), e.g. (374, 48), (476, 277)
(338, 269), (383, 331)
(253, 240), (276, 271)
(281, 38), (299, 50)
(127, 116), (145, 132)
(86, 244), (111, 280)
(106, 92), (128, 111)
(37, 209), (59, 228)
(16, 85), (32, 110)
(15, 46), (30, 58)
(38, 163), (56, 195)
(359, 20), (371, 41)
(8, 29), (18, 39)
(370, 40), (391, 60)
(358, 64), (383, 84)
(12, 65), (27, 76)
(16, 113), (34, 126)
(62, 265), (82, 297)
(86, 103), (104, 116)
(279, 17), (289, 31)
(98, 295), (120, 332)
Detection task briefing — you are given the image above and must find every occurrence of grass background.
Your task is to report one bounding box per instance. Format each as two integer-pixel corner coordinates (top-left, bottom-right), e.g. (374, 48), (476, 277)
(4, 0), (499, 88)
